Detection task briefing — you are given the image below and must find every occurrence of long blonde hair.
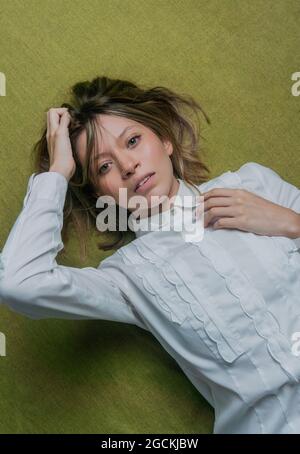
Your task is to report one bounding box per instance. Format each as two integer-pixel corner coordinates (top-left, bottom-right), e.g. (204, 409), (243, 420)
(31, 76), (211, 262)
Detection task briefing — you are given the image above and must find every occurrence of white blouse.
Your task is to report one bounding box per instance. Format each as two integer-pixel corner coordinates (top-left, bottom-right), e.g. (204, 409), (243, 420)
(0, 161), (300, 434)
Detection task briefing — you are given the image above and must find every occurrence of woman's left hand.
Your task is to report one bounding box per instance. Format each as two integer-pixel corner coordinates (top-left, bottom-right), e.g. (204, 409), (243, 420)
(202, 188), (300, 238)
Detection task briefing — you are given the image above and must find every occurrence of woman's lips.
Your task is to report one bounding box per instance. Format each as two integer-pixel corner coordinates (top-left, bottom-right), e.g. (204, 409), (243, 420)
(135, 173), (155, 194)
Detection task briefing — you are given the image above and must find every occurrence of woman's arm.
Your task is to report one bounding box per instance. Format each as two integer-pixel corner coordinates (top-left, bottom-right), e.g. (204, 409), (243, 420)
(203, 162), (300, 248)
(238, 162), (300, 245)
(291, 214), (300, 241)
(0, 171), (147, 330)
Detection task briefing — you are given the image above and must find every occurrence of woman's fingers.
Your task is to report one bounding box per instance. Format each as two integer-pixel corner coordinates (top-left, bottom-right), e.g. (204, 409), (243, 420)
(203, 188), (237, 200)
(204, 197), (233, 211)
(204, 206), (238, 227)
(45, 107), (76, 182)
(47, 107), (69, 135)
(58, 110), (71, 131)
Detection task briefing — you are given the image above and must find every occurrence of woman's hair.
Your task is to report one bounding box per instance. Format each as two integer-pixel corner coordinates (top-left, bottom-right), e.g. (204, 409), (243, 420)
(31, 76), (211, 262)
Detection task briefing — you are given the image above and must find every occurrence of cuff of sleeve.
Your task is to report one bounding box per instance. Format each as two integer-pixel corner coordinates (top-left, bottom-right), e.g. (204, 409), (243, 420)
(23, 171), (68, 211)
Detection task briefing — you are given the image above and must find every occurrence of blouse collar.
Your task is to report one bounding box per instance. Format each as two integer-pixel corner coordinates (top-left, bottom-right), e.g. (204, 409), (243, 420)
(133, 178), (202, 239)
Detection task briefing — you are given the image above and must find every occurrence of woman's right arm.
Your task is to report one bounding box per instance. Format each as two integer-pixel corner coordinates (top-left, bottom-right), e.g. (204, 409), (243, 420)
(0, 170), (146, 330)
(0, 107), (147, 329)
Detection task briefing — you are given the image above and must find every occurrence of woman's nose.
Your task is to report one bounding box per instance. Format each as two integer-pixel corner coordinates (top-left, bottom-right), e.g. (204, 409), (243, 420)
(120, 157), (139, 178)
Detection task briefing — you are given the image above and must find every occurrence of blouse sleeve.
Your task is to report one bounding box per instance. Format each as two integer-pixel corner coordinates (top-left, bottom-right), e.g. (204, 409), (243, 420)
(0, 171), (147, 329)
(236, 161), (300, 249)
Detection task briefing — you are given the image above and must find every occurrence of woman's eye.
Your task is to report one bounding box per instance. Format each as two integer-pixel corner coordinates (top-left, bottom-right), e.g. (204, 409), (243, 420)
(98, 135), (141, 174)
(127, 135), (141, 147)
(98, 163), (111, 174)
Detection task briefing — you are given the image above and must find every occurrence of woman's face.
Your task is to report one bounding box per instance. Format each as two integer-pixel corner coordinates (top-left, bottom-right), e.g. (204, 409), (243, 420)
(76, 114), (179, 218)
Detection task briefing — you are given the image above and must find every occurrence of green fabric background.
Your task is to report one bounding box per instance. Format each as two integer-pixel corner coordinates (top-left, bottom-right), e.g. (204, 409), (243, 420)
(0, 0), (299, 434)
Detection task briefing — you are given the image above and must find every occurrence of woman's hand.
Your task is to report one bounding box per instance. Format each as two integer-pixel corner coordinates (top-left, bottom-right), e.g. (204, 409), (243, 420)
(46, 107), (76, 182)
(202, 187), (300, 238)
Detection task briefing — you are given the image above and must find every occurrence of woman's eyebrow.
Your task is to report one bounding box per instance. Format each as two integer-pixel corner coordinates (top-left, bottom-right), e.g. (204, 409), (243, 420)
(94, 125), (136, 161)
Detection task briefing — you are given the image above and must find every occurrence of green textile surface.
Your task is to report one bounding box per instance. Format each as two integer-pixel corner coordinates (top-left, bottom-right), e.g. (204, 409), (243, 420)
(0, 0), (299, 434)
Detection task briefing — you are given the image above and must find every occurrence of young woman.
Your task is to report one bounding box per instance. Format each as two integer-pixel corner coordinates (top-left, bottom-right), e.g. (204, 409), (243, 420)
(0, 76), (300, 434)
